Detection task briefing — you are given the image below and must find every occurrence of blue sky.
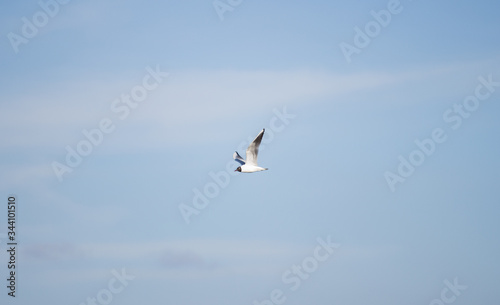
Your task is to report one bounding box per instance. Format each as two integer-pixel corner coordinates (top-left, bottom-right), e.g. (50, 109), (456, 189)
(1, 0), (500, 304)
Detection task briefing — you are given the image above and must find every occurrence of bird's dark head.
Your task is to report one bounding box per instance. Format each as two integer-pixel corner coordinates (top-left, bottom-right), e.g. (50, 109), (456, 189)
(235, 166), (242, 172)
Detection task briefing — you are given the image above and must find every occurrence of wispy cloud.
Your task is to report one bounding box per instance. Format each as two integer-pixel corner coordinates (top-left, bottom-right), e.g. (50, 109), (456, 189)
(24, 239), (299, 261)
(0, 163), (54, 190)
(2, 62), (496, 153)
(25, 242), (85, 260)
(21, 239), (401, 283)
(22, 238), (304, 281)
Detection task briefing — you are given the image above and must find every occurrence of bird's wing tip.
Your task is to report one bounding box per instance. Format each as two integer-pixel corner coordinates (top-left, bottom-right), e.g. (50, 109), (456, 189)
(233, 151), (246, 165)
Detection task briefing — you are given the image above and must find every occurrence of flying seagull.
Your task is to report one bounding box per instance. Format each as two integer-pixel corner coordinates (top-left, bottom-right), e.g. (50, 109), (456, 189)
(233, 128), (268, 173)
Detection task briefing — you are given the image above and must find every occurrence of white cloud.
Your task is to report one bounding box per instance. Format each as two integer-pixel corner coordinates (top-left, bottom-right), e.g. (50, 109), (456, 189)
(137, 69), (400, 124)
(2, 62), (496, 152)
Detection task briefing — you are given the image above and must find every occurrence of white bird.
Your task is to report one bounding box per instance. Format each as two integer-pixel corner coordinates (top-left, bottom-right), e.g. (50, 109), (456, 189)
(234, 128), (268, 173)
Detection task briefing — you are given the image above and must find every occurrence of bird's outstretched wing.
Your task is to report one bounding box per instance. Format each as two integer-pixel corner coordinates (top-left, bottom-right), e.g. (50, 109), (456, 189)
(233, 151), (245, 165)
(245, 129), (265, 166)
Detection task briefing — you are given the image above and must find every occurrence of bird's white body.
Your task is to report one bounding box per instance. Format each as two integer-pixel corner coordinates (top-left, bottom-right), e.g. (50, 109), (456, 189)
(239, 164), (268, 173)
(233, 129), (268, 173)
